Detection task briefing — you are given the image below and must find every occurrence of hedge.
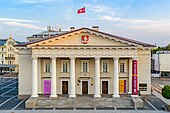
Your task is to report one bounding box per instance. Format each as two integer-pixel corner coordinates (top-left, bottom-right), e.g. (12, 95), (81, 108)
(162, 85), (170, 99)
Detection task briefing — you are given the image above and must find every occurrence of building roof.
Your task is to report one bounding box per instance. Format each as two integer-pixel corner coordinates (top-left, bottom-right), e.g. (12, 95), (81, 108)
(0, 39), (7, 46)
(17, 27), (155, 48)
(27, 30), (68, 39)
(0, 38), (23, 46)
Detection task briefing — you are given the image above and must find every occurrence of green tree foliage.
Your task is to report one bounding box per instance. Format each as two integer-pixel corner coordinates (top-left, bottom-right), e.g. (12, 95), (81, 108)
(152, 44), (170, 54)
(162, 85), (170, 99)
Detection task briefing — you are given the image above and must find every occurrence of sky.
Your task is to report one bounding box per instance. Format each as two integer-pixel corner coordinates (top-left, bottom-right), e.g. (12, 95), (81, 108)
(0, 0), (170, 46)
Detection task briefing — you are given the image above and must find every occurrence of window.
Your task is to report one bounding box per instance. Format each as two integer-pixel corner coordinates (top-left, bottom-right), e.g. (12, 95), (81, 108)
(139, 84), (147, 91)
(2, 61), (3, 64)
(2, 48), (3, 51)
(102, 62), (109, 73)
(120, 63), (125, 73)
(10, 61), (11, 65)
(62, 61), (69, 73)
(2, 54), (3, 58)
(83, 62), (88, 73)
(45, 62), (51, 73)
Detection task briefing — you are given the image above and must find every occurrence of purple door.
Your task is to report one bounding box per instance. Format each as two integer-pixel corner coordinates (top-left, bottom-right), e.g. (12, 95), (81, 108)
(44, 79), (51, 95)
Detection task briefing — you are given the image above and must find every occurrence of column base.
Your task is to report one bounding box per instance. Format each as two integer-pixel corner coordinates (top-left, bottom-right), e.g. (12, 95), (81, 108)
(31, 94), (39, 98)
(94, 95), (101, 98)
(69, 94), (76, 98)
(131, 95), (139, 97)
(50, 95), (58, 98)
(112, 95), (120, 98)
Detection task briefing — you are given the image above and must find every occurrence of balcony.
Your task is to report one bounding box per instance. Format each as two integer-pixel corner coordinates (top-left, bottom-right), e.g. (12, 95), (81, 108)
(5, 57), (15, 60)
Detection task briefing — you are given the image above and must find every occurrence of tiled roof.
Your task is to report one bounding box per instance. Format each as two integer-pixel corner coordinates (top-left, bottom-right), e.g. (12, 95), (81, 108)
(16, 27), (155, 47)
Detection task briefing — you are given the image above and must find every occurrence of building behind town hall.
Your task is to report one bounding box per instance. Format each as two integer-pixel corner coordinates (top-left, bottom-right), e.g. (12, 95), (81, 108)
(0, 35), (21, 73)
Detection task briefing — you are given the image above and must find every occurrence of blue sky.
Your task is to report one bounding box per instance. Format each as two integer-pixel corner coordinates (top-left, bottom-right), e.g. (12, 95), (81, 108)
(0, 0), (170, 46)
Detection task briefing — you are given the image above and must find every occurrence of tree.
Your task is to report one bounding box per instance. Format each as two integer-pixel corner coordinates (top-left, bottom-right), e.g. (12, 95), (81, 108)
(152, 44), (170, 54)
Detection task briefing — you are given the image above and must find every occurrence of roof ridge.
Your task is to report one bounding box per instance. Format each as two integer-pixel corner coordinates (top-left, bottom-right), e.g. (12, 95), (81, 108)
(16, 27), (155, 47)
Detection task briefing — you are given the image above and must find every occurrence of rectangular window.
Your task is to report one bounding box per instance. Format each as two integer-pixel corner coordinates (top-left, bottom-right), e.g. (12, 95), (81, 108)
(2, 48), (3, 51)
(2, 61), (3, 64)
(83, 62), (88, 73)
(45, 62), (51, 73)
(120, 63), (125, 73)
(139, 84), (147, 91)
(2, 54), (3, 58)
(62, 61), (69, 73)
(103, 62), (108, 73)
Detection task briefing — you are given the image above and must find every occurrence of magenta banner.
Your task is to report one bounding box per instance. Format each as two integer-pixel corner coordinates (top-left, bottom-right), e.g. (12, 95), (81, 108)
(124, 80), (126, 93)
(132, 60), (137, 75)
(44, 79), (51, 95)
(132, 76), (138, 95)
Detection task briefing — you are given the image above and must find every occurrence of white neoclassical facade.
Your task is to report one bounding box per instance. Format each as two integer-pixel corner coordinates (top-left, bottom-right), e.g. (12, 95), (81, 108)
(17, 27), (154, 99)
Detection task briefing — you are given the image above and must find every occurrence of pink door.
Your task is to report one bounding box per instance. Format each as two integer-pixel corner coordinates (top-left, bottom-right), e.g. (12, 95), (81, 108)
(44, 79), (51, 95)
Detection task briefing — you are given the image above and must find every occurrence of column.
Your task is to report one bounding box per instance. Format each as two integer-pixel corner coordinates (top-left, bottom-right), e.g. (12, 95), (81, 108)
(132, 57), (138, 95)
(69, 57), (76, 97)
(128, 58), (132, 94)
(31, 56), (39, 97)
(112, 57), (120, 97)
(50, 57), (57, 97)
(94, 57), (101, 98)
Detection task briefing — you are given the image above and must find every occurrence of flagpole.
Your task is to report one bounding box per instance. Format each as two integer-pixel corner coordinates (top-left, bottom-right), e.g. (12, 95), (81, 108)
(84, 7), (86, 27)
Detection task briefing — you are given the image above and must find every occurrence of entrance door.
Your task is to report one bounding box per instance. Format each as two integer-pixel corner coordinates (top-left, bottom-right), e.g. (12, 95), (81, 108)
(102, 81), (108, 94)
(82, 81), (88, 94)
(62, 81), (68, 94)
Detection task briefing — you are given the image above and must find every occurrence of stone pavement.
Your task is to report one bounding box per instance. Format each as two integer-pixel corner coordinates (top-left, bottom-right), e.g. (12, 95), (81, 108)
(37, 95), (133, 108)
(0, 110), (167, 113)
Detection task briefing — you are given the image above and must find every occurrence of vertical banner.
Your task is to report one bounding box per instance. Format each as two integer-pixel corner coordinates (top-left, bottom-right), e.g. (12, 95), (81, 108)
(119, 80), (127, 94)
(132, 60), (138, 95)
(124, 80), (126, 93)
(44, 79), (51, 95)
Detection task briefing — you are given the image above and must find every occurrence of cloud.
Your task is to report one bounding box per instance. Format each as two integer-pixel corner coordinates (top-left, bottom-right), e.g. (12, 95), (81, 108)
(99, 15), (170, 32)
(2, 21), (45, 30)
(85, 4), (116, 17)
(19, 0), (54, 4)
(0, 17), (40, 23)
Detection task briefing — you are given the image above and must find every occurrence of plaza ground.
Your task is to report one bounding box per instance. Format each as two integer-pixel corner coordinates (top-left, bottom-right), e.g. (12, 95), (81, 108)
(0, 75), (168, 112)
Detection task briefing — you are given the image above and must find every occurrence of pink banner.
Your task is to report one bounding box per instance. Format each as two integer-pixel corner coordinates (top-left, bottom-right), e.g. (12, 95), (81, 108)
(132, 59), (138, 95)
(132, 60), (137, 75)
(132, 76), (138, 95)
(44, 80), (51, 95)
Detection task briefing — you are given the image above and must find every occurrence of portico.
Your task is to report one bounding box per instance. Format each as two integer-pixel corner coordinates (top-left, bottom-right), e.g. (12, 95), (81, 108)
(30, 47), (138, 98)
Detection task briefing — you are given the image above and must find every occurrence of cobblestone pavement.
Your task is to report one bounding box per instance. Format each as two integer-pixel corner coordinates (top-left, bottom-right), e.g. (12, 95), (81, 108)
(37, 95), (133, 108)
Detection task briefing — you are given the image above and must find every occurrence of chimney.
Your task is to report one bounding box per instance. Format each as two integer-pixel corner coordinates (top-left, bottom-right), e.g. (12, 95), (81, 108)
(70, 27), (75, 31)
(92, 26), (99, 31)
(47, 26), (52, 32)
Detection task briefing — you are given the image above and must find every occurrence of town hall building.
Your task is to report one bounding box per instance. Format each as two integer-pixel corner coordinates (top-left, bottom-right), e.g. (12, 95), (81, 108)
(16, 27), (154, 100)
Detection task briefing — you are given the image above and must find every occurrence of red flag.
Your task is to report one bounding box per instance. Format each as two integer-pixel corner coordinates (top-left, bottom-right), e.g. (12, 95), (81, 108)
(77, 7), (85, 14)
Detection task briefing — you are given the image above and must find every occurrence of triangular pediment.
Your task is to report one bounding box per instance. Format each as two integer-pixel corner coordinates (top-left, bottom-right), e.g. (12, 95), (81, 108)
(27, 28), (152, 48)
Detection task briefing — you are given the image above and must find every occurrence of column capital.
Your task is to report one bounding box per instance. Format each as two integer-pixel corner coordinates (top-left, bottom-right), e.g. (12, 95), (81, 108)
(94, 57), (100, 60)
(31, 56), (38, 60)
(51, 56), (56, 60)
(113, 57), (119, 60)
(132, 57), (138, 60)
(70, 57), (76, 60)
